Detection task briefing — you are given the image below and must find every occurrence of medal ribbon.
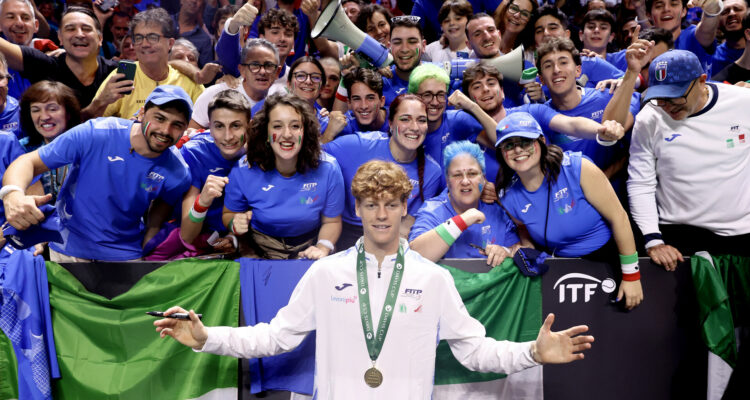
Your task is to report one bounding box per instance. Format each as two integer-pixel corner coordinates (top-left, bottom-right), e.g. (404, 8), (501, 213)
(356, 242), (405, 363)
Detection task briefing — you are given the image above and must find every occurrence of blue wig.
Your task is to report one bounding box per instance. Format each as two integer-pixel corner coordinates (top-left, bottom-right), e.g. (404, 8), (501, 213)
(443, 141), (486, 175)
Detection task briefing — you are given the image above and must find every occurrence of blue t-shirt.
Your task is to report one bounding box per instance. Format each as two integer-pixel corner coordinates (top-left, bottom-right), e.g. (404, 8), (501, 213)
(0, 130), (26, 224)
(323, 131), (443, 225)
(711, 42), (743, 79)
(223, 153), (345, 237)
(409, 191), (519, 258)
(580, 56), (624, 87)
(500, 152), (612, 257)
(38, 118), (191, 260)
(336, 110), (390, 137)
(676, 24), (716, 76)
(606, 49), (628, 72)
(251, 99), (328, 132)
(382, 65), (410, 107)
(545, 87), (640, 170)
(7, 68), (29, 102)
(180, 132), (237, 234)
(424, 109), (485, 167)
(0, 96), (21, 139)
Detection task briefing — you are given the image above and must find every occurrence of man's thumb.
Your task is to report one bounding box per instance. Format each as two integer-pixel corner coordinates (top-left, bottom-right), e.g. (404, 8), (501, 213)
(34, 193), (53, 206)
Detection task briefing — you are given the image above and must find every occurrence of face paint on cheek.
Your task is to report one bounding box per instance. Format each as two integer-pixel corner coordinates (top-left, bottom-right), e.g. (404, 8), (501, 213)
(272, 133), (277, 143)
(142, 121), (150, 136)
(478, 182), (484, 192)
(297, 135), (301, 145)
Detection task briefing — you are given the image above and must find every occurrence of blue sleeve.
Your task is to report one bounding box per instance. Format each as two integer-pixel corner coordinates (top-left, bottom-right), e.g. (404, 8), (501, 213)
(322, 160), (345, 218)
(581, 57), (624, 87)
(408, 203), (444, 242)
(159, 164), (191, 206)
(215, 28), (241, 77)
(37, 120), (93, 170)
(248, 15), (260, 38)
(524, 104), (559, 133)
(322, 133), (359, 159)
(450, 110), (483, 141)
(676, 25), (716, 74)
(179, 146), (204, 189)
(628, 92), (641, 118)
(224, 165), (248, 212)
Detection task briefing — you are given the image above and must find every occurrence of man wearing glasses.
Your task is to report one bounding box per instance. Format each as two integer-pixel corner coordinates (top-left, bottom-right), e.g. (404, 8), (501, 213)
(91, 8), (204, 119)
(189, 39), (285, 130)
(628, 50), (750, 271)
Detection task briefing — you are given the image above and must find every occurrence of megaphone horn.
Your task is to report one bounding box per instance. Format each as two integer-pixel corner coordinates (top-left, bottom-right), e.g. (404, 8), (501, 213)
(311, 0), (393, 68)
(482, 45), (525, 83)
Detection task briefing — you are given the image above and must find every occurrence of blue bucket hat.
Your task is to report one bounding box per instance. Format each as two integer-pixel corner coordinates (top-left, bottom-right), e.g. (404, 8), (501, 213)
(2, 205), (63, 250)
(494, 112), (544, 148)
(642, 50), (704, 103)
(145, 85), (194, 116)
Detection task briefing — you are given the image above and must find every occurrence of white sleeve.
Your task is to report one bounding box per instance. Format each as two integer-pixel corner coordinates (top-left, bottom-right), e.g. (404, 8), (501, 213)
(190, 87), (214, 128)
(627, 111), (662, 238)
(197, 263), (319, 359)
(437, 270), (539, 374)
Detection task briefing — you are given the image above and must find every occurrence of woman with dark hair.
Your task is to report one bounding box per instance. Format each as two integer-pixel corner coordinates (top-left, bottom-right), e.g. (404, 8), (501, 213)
(222, 93), (344, 260)
(410, 141), (521, 266)
(495, 112), (643, 310)
(356, 4), (393, 48)
(19, 80), (81, 201)
(323, 93), (443, 250)
(494, 0), (537, 59)
(424, 0), (473, 63)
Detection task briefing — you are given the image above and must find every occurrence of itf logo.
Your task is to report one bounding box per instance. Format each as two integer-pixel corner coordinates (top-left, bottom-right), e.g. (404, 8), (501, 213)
(553, 273), (616, 303)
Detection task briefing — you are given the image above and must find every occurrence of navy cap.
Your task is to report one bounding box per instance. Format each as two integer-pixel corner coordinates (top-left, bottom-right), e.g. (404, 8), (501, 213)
(494, 112), (543, 148)
(3, 205), (63, 250)
(144, 85), (193, 116)
(642, 50), (704, 103)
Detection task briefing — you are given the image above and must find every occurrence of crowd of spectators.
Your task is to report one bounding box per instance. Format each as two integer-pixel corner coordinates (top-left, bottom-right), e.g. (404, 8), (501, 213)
(0, 0), (748, 307)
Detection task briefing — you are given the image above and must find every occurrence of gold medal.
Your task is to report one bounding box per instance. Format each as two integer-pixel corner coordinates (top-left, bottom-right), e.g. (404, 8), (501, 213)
(364, 367), (383, 388)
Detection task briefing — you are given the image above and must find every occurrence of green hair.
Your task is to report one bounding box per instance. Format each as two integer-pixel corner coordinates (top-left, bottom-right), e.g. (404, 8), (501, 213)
(408, 63), (450, 94)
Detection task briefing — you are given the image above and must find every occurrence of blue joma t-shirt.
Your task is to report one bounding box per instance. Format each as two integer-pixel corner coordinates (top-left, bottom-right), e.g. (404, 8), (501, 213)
(410, 191), (519, 258)
(223, 153), (345, 237)
(180, 132), (237, 234)
(501, 152), (612, 257)
(38, 117), (191, 260)
(0, 130), (26, 223)
(323, 131), (443, 225)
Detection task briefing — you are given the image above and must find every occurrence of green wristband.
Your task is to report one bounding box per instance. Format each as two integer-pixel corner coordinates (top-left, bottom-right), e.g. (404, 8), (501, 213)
(188, 212), (206, 223)
(434, 224), (456, 246)
(619, 252), (638, 264)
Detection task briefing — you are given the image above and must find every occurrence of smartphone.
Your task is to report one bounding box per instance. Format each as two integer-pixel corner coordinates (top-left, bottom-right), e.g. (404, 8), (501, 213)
(117, 60), (136, 95)
(97, 0), (119, 12)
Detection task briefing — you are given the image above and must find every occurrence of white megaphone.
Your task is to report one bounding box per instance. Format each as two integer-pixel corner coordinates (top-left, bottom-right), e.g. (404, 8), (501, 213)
(432, 45), (525, 82)
(311, 0), (393, 68)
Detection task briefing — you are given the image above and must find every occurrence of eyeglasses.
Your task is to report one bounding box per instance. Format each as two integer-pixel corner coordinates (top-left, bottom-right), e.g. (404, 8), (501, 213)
(241, 61), (279, 73)
(648, 80), (696, 107)
(293, 71), (323, 83)
(391, 15), (421, 24)
(417, 91), (447, 104)
(133, 33), (163, 45)
(499, 137), (535, 152)
(508, 4), (532, 21)
(449, 170), (482, 181)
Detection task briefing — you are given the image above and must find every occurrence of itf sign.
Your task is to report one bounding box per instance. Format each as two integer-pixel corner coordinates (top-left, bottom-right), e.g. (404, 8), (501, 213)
(552, 273), (617, 303)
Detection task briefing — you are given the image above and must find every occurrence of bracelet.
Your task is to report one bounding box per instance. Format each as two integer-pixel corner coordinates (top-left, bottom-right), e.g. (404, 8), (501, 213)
(188, 206), (207, 223)
(596, 134), (617, 147)
(619, 252), (640, 275)
(0, 185), (24, 200)
(434, 215), (468, 246)
(194, 194), (210, 213)
(228, 220), (238, 235)
(622, 271), (641, 281)
(317, 239), (335, 252)
(702, 1), (725, 17)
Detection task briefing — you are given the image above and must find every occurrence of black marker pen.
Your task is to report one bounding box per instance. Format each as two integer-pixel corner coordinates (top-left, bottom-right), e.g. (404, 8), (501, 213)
(146, 311), (203, 320)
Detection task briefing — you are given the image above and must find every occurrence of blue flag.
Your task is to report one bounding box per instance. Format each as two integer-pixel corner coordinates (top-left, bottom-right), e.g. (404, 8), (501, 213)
(240, 258), (316, 395)
(0, 246), (60, 400)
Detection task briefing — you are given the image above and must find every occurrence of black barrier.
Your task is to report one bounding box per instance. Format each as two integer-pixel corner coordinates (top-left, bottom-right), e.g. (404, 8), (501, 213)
(58, 257), (710, 399)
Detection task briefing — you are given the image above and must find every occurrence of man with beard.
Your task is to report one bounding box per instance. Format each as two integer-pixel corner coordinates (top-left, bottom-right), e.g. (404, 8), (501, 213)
(0, 85), (192, 263)
(189, 38), (285, 129)
(711, 0), (748, 76)
(0, 52), (20, 139)
(714, 11), (750, 82)
(0, 6), (120, 116)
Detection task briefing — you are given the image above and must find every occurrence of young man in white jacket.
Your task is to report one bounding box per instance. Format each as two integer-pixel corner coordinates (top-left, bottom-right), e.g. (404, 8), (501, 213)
(154, 160), (594, 399)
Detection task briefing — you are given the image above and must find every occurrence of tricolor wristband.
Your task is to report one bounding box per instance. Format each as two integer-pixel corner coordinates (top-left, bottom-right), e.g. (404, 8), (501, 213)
(194, 195), (210, 213)
(434, 215), (468, 246)
(619, 252), (640, 281)
(188, 206), (207, 223)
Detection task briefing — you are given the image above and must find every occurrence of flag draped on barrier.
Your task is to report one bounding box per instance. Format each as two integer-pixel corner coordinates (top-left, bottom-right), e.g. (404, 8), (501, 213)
(690, 254), (750, 369)
(46, 258), (240, 399)
(434, 258), (543, 385)
(0, 248), (59, 400)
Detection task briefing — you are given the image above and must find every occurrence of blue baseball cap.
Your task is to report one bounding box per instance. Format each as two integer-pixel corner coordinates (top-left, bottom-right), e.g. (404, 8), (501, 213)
(642, 50), (704, 103)
(2, 205), (63, 250)
(494, 112), (544, 148)
(144, 85), (194, 116)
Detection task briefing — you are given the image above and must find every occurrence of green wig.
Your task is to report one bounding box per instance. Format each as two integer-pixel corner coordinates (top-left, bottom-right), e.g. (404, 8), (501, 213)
(407, 63), (450, 94)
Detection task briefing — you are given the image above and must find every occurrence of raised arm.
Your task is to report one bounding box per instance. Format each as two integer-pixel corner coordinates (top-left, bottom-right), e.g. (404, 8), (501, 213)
(602, 26), (648, 131)
(692, 0), (722, 48)
(0, 36), (24, 72)
(548, 114), (625, 142)
(2, 151), (51, 229)
(180, 175), (229, 244)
